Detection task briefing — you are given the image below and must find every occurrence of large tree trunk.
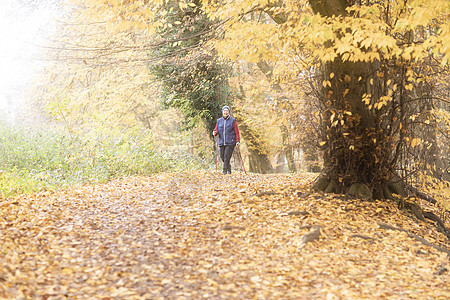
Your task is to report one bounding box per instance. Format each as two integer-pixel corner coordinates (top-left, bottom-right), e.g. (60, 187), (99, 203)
(316, 60), (392, 196)
(309, 0), (393, 198)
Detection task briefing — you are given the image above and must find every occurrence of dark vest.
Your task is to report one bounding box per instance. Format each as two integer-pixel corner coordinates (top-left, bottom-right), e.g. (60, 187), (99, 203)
(217, 116), (236, 146)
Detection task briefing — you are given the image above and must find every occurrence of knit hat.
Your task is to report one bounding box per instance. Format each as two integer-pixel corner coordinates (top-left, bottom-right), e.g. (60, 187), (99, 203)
(222, 105), (231, 112)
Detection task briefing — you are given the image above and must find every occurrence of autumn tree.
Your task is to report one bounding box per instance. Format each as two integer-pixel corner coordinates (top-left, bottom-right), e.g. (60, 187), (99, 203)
(148, 1), (230, 134)
(34, 1), (210, 154)
(69, 0), (279, 173)
(303, 0), (449, 200)
(293, 0), (449, 197)
(146, 2), (282, 173)
(230, 61), (319, 173)
(202, 0), (449, 202)
(33, 5), (160, 131)
(49, 0), (448, 192)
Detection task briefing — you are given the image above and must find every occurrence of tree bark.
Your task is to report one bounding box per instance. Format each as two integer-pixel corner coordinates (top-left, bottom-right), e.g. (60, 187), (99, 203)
(281, 125), (297, 173)
(275, 151), (285, 173)
(309, 0), (349, 17)
(309, 0), (393, 196)
(238, 121), (274, 174)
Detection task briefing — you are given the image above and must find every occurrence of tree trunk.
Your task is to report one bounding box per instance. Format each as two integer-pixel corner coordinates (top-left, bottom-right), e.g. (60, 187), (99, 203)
(316, 60), (393, 195)
(309, 0), (393, 198)
(249, 151), (274, 173)
(281, 125), (297, 173)
(238, 121), (274, 174)
(275, 152), (285, 173)
(234, 85), (274, 174)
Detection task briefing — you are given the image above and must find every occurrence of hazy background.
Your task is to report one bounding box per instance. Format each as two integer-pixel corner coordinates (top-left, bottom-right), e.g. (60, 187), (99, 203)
(0, 0), (57, 124)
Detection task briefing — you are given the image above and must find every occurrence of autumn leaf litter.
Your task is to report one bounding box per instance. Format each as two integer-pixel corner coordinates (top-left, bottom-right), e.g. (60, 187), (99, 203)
(0, 171), (448, 299)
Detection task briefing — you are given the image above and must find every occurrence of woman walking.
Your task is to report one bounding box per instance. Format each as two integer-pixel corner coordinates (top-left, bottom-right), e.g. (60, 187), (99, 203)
(213, 106), (240, 174)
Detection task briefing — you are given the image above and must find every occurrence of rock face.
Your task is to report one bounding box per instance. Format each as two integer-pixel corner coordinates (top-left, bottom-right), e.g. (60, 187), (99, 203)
(348, 183), (373, 201)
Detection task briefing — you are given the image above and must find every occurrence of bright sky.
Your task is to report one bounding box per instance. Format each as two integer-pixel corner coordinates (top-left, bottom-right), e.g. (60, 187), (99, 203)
(0, 2), (55, 99)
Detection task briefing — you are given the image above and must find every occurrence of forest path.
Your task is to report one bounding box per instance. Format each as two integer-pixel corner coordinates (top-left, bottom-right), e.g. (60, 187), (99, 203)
(1, 171), (448, 299)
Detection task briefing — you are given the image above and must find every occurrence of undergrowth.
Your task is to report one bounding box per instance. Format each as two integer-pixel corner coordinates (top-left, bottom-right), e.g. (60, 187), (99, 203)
(0, 123), (210, 199)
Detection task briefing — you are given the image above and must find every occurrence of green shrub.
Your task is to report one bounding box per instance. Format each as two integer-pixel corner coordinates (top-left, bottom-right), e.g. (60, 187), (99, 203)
(0, 122), (210, 199)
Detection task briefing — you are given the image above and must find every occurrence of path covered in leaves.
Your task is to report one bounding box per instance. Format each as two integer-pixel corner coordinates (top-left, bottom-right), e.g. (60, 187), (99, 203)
(1, 171), (449, 299)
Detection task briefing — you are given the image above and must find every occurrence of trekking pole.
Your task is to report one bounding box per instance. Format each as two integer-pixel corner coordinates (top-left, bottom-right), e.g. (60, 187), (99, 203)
(213, 135), (218, 171)
(236, 145), (247, 174)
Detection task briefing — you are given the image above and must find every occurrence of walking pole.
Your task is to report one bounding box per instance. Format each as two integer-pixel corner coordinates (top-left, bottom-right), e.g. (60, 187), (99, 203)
(213, 135), (218, 171)
(236, 145), (247, 174)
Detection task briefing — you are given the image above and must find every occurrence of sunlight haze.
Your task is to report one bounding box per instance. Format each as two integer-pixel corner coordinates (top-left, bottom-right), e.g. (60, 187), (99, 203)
(0, 1), (55, 123)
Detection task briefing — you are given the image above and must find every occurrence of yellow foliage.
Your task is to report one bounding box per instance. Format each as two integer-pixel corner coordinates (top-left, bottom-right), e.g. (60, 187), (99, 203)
(73, 0), (449, 76)
(212, 22), (279, 63)
(33, 7), (161, 131)
(59, 0), (449, 177)
(203, 0), (450, 69)
(417, 172), (450, 210)
(410, 137), (422, 148)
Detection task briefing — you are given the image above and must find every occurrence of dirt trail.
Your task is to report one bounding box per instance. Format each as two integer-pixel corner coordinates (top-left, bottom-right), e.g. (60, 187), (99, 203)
(1, 171), (448, 299)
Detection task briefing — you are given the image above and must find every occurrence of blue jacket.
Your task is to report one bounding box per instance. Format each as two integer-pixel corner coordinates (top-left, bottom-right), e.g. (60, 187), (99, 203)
(215, 116), (239, 146)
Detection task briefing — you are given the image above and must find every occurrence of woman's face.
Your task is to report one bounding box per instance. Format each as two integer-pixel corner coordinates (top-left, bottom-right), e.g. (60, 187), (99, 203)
(222, 109), (230, 118)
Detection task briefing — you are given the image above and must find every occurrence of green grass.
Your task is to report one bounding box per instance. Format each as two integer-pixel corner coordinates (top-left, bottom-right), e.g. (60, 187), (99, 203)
(0, 123), (210, 199)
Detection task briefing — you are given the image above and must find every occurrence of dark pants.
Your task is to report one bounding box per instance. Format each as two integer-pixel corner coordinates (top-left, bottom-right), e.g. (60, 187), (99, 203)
(219, 145), (235, 174)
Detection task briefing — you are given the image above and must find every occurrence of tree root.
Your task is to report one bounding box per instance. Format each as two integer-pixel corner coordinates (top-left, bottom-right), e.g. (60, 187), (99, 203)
(398, 200), (450, 240)
(312, 174), (381, 201)
(423, 211), (447, 231)
(226, 200), (242, 206)
(312, 173), (449, 239)
(221, 225), (246, 231)
(408, 185), (437, 205)
(311, 174), (330, 192)
(252, 191), (279, 197)
(312, 172), (442, 204)
(377, 222), (450, 255)
(350, 234), (378, 242)
(423, 211), (450, 240)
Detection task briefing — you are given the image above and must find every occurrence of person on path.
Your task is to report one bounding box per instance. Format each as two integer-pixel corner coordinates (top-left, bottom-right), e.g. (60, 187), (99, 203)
(213, 106), (240, 174)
